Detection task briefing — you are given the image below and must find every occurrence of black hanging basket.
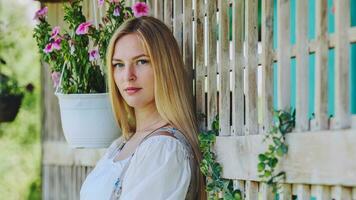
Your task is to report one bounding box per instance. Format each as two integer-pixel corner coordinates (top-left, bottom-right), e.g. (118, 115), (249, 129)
(0, 94), (23, 122)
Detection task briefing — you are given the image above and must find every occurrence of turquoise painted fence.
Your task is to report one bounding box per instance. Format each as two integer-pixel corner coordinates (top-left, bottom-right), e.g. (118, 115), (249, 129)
(273, 0), (356, 117)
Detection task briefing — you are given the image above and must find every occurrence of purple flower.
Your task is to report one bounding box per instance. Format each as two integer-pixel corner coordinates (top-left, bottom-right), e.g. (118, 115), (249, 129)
(43, 43), (53, 53)
(34, 7), (48, 20)
(98, 0), (104, 6)
(132, 2), (149, 17)
(52, 38), (62, 50)
(113, 6), (121, 16)
(51, 71), (61, 88)
(50, 26), (60, 40)
(75, 22), (92, 35)
(89, 49), (99, 61)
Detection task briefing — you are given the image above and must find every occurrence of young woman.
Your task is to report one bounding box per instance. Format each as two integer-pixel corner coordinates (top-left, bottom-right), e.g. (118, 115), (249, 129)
(80, 16), (206, 200)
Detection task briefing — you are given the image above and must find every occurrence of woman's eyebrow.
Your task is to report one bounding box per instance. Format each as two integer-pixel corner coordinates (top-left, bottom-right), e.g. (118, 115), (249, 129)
(112, 54), (148, 62)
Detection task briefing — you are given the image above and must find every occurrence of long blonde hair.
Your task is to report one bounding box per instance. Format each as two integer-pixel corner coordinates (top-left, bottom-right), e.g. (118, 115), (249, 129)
(106, 16), (206, 199)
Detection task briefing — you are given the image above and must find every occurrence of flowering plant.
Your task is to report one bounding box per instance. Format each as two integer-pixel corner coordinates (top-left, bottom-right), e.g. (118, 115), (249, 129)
(33, 0), (149, 94)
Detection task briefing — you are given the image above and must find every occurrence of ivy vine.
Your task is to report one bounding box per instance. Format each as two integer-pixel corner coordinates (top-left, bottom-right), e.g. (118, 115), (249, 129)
(258, 108), (295, 193)
(199, 115), (243, 200)
(198, 109), (295, 199)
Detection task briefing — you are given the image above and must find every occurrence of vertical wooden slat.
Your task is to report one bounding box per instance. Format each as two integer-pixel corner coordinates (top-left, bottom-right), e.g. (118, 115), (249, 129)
(260, 183), (274, 200)
(42, 165), (49, 200)
(245, 0), (258, 135)
(183, 0), (193, 98)
(261, 0), (274, 134)
(194, 0), (205, 129)
(311, 185), (330, 200)
(207, 0), (218, 130)
(331, 186), (352, 200)
(233, 180), (246, 196)
(164, 0), (173, 31)
(153, 0), (164, 20)
(245, 181), (259, 200)
(352, 115), (356, 129)
(312, 0), (329, 131)
(173, 0), (183, 52)
(295, 0), (309, 132)
(279, 184), (292, 200)
(217, 0), (230, 136)
(277, 0), (291, 110)
(231, 0), (245, 136)
(146, 0), (153, 11)
(332, 0), (351, 129)
(293, 184), (311, 200)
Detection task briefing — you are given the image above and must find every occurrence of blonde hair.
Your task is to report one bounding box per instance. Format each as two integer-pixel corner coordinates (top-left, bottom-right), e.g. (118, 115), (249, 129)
(106, 16), (206, 199)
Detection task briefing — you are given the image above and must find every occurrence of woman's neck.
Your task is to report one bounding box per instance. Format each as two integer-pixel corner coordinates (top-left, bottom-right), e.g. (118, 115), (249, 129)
(134, 102), (167, 134)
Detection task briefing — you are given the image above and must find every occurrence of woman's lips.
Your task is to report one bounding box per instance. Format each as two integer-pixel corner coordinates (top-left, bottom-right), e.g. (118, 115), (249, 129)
(125, 88), (141, 95)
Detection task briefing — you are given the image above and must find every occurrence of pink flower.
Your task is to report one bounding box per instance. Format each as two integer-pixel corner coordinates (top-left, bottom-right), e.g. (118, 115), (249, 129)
(75, 22), (92, 35)
(132, 2), (149, 17)
(98, 0), (104, 6)
(113, 6), (120, 16)
(34, 7), (48, 20)
(51, 71), (61, 88)
(43, 43), (53, 53)
(89, 49), (99, 61)
(52, 38), (62, 50)
(109, 0), (119, 3)
(50, 26), (60, 40)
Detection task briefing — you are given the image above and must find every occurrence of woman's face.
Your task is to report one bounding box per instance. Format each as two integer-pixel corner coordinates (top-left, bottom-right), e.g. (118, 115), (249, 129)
(112, 33), (155, 109)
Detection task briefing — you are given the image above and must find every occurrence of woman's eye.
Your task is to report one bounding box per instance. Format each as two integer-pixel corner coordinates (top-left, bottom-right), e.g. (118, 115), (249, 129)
(113, 63), (124, 68)
(137, 59), (149, 65)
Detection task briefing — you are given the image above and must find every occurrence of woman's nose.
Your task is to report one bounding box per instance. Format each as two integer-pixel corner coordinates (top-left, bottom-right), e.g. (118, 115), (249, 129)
(124, 63), (136, 81)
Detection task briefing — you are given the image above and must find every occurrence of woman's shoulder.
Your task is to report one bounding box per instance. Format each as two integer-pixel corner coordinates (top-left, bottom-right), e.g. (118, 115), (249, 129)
(135, 128), (193, 160)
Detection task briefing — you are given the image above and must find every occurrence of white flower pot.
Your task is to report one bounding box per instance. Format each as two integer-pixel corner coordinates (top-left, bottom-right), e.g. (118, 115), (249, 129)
(55, 92), (121, 148)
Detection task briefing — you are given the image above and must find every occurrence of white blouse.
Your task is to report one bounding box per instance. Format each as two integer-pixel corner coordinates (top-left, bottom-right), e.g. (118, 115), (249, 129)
(80, 135), (192, 200)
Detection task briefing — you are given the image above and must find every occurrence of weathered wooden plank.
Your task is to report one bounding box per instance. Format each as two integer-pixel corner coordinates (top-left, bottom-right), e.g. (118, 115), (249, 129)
(311, 185), (330, 200)
(231, 0), (244, 136)
(183, 0), (193, 100)
(153, 0), (164, 20)
(173, 0), (183, 52)
(42, 165), (49, 200)
(332, 0), (351, 129)
(279, 184), (292, 200)
(217, 0), (230, 136)
(206, 0), (218, 130)
(233, 180), (245, 195)
(245, 181), (259, 200)
(261, 0), (274, 134)
(244, 0), (258, 135)
(295, 0), (309, 132)
(293, 184), (310, 200)
(164, 0), (173, 31)
(194, 0), (206, 130)
(43, 141), (106, 166)
(331, 186), (352, 200)
(214, 129), (356, 186)
(277, 0), (291, 110)
(311, 0), (329, 131)
(259, 182), (274, 200)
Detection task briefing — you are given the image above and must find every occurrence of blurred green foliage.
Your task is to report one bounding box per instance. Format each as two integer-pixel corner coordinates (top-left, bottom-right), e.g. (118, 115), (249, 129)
(0, 0), (42, 199)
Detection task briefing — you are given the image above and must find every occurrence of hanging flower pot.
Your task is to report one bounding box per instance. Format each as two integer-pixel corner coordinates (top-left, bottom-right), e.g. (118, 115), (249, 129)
(0, 94), (23, 122)
(55, 92), (120, 148)
(33, 1), (150, 148)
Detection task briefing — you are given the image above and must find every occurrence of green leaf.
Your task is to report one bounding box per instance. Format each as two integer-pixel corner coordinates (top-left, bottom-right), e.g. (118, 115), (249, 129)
(257, 162), (265, 172)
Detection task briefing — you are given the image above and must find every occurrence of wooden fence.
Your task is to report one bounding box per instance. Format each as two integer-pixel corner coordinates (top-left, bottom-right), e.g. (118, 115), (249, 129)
(41, 0), (356, 199)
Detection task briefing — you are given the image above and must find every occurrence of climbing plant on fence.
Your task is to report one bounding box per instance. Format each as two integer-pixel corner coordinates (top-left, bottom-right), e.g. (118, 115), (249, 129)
(198, 109), (295, 199)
